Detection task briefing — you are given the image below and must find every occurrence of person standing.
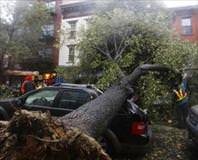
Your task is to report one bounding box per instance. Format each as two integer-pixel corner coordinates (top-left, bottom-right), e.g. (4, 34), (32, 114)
(173, 74), (189, 128)
(20, 75), (36, 94)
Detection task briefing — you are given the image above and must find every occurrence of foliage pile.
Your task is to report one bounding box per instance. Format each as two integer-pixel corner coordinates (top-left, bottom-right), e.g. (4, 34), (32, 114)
(142, 125), (190, 160)
(0, 110), (111, 160)
(117, 125), (197, 160)
(0, 84), (18, 99)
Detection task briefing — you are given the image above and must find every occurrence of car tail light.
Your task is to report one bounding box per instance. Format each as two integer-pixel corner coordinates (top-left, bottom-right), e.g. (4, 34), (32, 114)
(131, 122), (146, 135)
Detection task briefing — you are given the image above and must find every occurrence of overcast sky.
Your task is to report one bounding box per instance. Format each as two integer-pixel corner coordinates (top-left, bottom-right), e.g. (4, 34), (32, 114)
(1, 0), (198, 19)
(163, 0), (198, 8)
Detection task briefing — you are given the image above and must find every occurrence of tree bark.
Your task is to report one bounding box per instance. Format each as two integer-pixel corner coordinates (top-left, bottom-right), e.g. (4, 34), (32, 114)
(58, 85), (129, 138)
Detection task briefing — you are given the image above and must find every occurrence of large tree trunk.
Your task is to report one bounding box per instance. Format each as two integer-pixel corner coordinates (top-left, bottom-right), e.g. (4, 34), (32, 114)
(58, 85), (129, 138)
(58, 64), (174, 137)
(0, 64), (175, 160)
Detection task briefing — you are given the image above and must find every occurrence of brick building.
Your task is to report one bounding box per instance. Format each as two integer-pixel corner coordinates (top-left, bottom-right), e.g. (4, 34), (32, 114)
(41, 0), (62, 66)
(172, 5), (198, 42)
(55, 3), (198, 67)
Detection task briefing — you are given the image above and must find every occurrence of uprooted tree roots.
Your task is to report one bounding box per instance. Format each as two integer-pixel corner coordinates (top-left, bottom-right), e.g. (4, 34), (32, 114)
(0, 110), (111, 160)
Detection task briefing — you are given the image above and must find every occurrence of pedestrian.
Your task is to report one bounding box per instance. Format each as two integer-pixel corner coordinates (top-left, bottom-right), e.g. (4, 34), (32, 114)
(20, 75), (36, 94)
(173, 73), (189, 128)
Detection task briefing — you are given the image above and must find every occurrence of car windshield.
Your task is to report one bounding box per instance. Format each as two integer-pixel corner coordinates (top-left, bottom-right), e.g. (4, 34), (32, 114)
(25, 90), (59, 106)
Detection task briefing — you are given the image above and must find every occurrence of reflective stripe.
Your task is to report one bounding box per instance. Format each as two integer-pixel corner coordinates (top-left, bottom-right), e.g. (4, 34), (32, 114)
(20, 81), (26, 94)
(173, 89), (187, 101)
(179, 89), (183, 97)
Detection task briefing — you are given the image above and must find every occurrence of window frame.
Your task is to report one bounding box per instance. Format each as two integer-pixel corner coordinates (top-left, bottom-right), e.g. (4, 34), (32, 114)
(181, 17), (192, 36)
(45, 1), (56, 13)
(58, 88), (91, 110)
(67, 20), (77, 39)
(67, 45), (75, 63)
(42, 24), (55, 37)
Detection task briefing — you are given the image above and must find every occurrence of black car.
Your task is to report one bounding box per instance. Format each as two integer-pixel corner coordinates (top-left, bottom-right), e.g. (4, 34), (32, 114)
(0, 83), (151, 155)
(186, 105), (198, 144)
(184, 68), (198, 144)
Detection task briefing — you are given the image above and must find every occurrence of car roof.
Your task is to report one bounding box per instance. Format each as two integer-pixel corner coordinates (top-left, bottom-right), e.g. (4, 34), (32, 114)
(47, 83), (103, 94)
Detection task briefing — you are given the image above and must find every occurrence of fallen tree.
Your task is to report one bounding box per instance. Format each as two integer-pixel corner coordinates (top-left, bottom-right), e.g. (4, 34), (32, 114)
(0, 64), (177, 160)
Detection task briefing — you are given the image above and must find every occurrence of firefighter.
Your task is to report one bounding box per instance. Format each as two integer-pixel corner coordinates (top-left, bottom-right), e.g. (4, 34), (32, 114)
(20, 75), (36, 94)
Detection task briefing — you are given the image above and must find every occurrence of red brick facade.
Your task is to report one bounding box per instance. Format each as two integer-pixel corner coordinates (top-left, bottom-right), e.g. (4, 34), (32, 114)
(172, 6), (198, 43)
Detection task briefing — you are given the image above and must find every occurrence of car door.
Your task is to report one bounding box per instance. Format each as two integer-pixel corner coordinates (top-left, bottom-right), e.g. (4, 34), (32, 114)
(53, 88), (91, 116)
(23, 88), (60, 115)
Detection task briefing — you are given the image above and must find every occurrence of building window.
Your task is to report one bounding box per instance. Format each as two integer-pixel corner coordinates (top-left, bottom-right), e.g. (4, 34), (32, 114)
(85, 18), (90, 24)
(68, 20), (77, 39)
(42, 24), (54, 37)
(3, 54), (9, 68)
(44, 48), (53, 57)
(38, 48), (52, 58)
(68, 45), (75, 63)
(181, 17), (192, 35)
(45, 1), (56, 13)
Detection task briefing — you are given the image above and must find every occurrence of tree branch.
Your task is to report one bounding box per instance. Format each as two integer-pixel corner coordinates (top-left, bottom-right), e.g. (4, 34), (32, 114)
(92, 45), (112, 60)
(116, 37), (125, 56)
(115, 44), (129, 61)
(113, 33), (118, 56)
(104, 40), (113, 59)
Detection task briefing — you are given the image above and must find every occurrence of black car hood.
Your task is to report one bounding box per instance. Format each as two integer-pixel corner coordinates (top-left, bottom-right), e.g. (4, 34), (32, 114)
(126, 100), (147, 120)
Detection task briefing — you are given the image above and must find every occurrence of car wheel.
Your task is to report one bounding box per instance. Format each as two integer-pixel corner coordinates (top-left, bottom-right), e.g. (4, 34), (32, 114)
(98, 135), (114, 155)
(98, 129), (121, 157)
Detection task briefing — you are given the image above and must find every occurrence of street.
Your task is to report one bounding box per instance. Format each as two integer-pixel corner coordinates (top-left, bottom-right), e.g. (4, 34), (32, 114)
(116, 125), (198, 160)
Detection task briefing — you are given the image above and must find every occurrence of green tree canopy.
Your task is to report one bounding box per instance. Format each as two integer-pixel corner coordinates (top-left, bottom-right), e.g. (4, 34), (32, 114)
(78, 0), (198, 121)
(0, 0), (53, 73)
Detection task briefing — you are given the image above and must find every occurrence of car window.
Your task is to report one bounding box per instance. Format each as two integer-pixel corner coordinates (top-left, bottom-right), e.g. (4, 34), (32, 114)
(25, 90), (59, 107)
(59, 90), (90, 109)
